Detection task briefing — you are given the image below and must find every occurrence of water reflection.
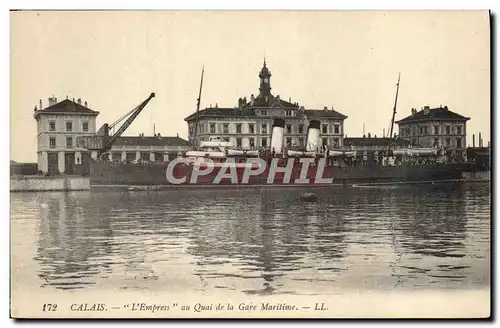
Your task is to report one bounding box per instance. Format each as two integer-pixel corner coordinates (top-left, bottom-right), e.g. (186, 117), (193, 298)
(35, 192), (113, 290)
(10, 183), (490, 294)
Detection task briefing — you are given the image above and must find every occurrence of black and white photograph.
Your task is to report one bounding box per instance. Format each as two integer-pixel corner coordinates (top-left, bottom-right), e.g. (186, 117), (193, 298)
(9, 10), (491, 319)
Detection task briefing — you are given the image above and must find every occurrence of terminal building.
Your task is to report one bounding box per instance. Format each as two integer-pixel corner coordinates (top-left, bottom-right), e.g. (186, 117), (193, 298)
(184, 60), (348, 150)
(33, 97), (189, 175)
(396, 105), (470, 161)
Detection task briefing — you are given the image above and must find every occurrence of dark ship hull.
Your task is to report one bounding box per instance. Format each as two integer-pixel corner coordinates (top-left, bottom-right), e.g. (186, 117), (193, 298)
(89, 160), (464, 188)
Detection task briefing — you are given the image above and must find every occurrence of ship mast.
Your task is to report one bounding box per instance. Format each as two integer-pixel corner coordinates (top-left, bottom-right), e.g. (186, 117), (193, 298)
(388, 72), (401, 151)
(192, 66), (205, 148)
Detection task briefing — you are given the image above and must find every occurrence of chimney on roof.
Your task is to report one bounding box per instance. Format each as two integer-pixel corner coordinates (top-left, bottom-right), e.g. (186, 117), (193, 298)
(39, 99), (42, 110)
(72, 98), (75, 102)
(479, 132), (482, 147)
(323, 106), (328, 111)
(48, 96), (57, 107)
(176, 133), (179, 138)
(215, 103), (218, 108)
(444, 105), (448, 111)
(77, 98), (81, 105)
(423, 106), (430, 115)
(84, 100), (88, 107)
(289, 97), (291, 102)
(473, 134), (475, 147)
(250, 94), (255, 106)
(157, 133), (161, 139)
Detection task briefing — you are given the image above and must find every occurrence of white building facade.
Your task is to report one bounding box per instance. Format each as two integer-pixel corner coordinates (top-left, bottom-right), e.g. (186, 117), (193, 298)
(33, 97), (99, 174)
(185, 61), (347, 149)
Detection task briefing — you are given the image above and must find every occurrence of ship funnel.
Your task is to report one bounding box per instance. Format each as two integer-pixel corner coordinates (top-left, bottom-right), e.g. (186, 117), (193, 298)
(270, 118), (285, 154)
(306, 120), (321, 152)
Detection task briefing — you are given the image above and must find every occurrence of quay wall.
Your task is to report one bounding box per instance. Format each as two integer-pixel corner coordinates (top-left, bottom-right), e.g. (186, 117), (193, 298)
(10, 175), (91, 192)
(462, 170), (490, 182)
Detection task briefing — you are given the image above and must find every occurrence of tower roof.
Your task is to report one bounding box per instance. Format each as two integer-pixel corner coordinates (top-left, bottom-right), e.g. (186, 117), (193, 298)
(259, 58), (271, 77)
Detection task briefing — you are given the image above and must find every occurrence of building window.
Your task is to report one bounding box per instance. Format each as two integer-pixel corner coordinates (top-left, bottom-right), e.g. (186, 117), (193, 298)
(411, 127), (416, 136)
(322, 124), (328, 134)
(223, 124), (229, 134)
(66, 121), (72, 132)
(298, 137), (304, 146)
(223, 137), (230, 142)
(434, 125), (439, 135)
(456, 126), (462, 135)
(249, 137), (255, 149)
(49, 137), (56, 148)
(334, 125), (340, 134)
(210, 123), (216, 133)
(456, 137), (462, 148)
(322, 137), (328, 147)
(261, 137), (268, 148)
(249, 123), (255, 134)
(261, 124), (267, 134)
(82, 122), (89, 132)
(286, 124), (292, 134)
(446, 138), (451, 147)
(285, 109), (293, 116)
(236, 123), (242, 134)
(49, 121), (56, 131)
(66, 137), (73, 148)
(261, 109), (268, 116)
(434, 138), (439, 146)
(446, 126), (451, 135)
(298, 124), (304, 134)
(236, 137), (242, 147)
(285, 137), (292, 146)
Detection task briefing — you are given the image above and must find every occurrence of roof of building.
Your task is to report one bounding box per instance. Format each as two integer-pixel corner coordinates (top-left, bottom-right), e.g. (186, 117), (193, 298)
(344, 137), (410, 147)
(35, 99), (99, 116)
(185, 61), (347, 121)
(305, 109), (347, 119)
(184, 106), (347, 121)
(396, 106), (470, 124)
(113, 136), (190, 147)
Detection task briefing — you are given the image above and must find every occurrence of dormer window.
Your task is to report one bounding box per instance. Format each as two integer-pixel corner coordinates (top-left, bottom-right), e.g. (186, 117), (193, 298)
(285, 109), (293, 116)
(261, 109), (268, 116)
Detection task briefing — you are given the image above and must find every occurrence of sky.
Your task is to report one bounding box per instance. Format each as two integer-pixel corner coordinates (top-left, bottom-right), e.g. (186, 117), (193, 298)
(10, 10), (490, 162)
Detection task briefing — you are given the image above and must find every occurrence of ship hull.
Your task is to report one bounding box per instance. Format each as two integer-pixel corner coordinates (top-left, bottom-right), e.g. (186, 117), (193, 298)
(89, 161), (464, 187)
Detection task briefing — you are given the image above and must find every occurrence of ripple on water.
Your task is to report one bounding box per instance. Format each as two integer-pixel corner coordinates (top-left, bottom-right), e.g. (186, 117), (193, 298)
(10, 183), (491, 294)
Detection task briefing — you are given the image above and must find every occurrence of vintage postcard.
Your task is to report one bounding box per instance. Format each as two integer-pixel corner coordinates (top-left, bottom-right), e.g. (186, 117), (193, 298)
(10, 10), (491, 319)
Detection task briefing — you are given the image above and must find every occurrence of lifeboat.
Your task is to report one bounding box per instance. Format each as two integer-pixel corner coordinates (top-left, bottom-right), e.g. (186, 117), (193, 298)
(325, 150), (357, 157)
(393, 148), (438, 156)
(226, 148), (260, 157)
(287, 149), (316, 157)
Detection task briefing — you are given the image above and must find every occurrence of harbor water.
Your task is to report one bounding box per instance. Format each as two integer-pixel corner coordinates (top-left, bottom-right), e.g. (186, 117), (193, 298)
(11, 183), (490, 297)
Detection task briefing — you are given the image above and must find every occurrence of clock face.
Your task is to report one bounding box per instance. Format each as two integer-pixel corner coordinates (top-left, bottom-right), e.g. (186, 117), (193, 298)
(263, 78), (269, 83)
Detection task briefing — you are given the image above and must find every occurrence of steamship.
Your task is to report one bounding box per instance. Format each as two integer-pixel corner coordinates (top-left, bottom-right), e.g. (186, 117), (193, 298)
(89, 117), (464, 188)
(82, 70), (468, 188)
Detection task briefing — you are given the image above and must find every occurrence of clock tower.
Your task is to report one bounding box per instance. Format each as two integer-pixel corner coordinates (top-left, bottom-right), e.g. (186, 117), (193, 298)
(259, 59), (272, 97)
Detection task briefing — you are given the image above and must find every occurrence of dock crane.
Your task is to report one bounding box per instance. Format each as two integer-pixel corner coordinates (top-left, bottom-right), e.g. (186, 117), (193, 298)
(77, 92), (155, 160)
